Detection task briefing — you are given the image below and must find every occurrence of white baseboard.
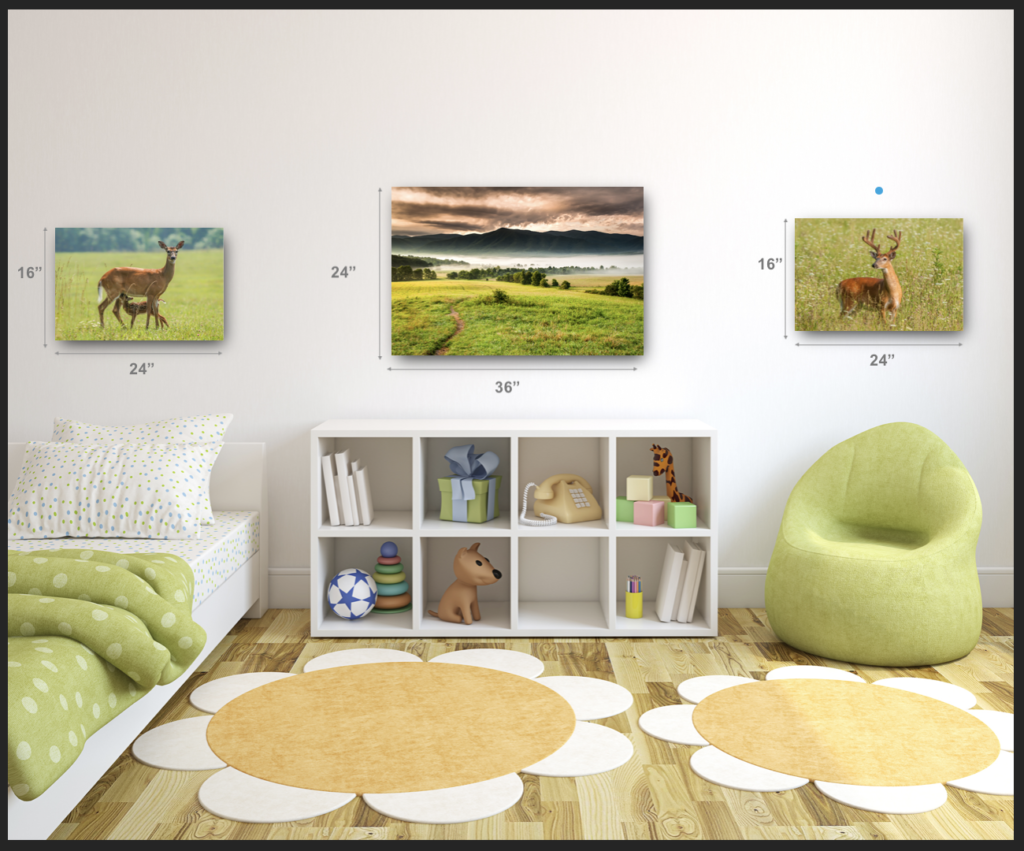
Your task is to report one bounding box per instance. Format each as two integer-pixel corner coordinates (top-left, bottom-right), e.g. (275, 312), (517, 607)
(268, 567), (309, 609)
(720, 567), (1014, 610)
(270, 568), (1014, 612)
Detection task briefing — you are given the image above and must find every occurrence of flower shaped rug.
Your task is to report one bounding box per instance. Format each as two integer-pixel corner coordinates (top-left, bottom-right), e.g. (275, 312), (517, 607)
(639, 665), (1014, 815)
(131, 648), (634, 824)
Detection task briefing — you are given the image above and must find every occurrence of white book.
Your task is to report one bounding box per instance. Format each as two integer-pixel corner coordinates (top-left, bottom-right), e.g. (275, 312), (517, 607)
(685, 542), (706, 624)
(675, 540), (705, 623)
(354, 461), (375, 526)
(321, 455), (341, 526)
(335, 448), (354, 526)
(654, 544), (686, 623)
(334, 450), (351, 478)
(335, 475), (352, 526)
(347, 474), (362, 525)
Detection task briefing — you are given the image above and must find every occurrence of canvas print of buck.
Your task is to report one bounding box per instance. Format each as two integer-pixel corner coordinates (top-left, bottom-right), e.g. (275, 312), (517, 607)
(54, 228), (224, 341)
(794, 219), (963, 332)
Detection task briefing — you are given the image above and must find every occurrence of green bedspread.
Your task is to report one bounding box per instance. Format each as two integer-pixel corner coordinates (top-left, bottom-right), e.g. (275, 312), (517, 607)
(8, 549), (207, 800)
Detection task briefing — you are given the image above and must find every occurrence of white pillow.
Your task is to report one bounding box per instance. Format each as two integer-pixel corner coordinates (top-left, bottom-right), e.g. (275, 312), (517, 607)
(8, 442), (220, 540)
(51, 414), (232, 525)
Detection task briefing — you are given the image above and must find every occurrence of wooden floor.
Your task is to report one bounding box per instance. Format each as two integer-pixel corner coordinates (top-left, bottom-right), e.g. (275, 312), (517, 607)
(52, 608), (1014, 840)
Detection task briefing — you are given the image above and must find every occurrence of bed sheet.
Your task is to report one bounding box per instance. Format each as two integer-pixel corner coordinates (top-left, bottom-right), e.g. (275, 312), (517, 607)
(6, 510), (259, 607)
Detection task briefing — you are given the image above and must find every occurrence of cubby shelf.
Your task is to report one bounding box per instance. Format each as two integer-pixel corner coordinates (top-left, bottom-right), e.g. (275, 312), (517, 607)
(311, 420), (717, 638)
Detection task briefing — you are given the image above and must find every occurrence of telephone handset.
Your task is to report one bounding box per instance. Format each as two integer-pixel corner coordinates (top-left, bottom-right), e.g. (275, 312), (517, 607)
(520, 474), (603, 526)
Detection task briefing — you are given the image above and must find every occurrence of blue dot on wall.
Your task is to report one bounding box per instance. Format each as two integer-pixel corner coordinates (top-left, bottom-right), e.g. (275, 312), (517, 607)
(875, 186), (884, 195)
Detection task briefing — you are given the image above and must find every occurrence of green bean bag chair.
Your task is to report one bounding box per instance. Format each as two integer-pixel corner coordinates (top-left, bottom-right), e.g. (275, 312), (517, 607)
(765, 422), (982, 667)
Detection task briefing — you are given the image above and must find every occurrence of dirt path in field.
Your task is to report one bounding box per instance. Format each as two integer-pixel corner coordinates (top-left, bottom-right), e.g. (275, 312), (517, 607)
(431, 308), (464, 355)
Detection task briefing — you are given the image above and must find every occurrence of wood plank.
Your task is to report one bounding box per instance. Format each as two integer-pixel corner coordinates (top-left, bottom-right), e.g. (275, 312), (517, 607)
(49, 608), (1013, 841)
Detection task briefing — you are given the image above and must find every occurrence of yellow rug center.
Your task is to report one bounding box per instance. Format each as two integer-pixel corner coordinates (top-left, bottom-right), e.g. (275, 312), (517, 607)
(206, 662), (576, 794)
(692, 679), (999, 786)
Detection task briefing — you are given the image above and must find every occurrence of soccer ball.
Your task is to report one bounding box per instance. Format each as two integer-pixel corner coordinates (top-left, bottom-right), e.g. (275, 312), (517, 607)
(327, 569), (378, 620)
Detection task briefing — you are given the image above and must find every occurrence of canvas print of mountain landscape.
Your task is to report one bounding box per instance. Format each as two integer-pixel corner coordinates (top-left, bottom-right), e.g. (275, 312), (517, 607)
(391, 187), (644, 356)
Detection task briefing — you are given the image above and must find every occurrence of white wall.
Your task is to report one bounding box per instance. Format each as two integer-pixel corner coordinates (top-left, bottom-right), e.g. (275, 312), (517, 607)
(7, 11), (1014, 605)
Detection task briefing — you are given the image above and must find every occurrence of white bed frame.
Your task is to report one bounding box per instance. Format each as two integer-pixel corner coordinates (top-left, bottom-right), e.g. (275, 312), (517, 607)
(7, 442), (269, 841)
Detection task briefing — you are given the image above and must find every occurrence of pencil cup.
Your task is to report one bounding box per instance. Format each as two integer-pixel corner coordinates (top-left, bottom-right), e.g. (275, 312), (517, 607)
(625, 591), (643, 619)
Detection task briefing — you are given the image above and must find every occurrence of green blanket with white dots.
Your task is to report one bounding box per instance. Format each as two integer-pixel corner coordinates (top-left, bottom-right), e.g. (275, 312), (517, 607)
(8, 549), (207, 801)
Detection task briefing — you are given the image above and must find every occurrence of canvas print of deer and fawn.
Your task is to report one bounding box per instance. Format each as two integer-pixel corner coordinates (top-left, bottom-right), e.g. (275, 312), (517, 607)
(391, 188), (644, 356)
(795, 219), (963, 332)
(54, 228), (224, 341)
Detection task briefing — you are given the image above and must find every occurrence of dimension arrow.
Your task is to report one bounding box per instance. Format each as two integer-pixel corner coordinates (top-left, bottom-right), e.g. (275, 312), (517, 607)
(56, 351), (222, 356)
(378, 188), (382, 360)
(795, 343), (961, 347)
(388, 367), (637, 372)
(783, 219), (787, 340)
(43, 227), (47, 348)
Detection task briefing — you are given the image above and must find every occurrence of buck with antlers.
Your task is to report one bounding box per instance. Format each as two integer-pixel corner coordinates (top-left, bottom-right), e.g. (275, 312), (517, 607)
(97, 240), (183, 330)
(836, 230), (903, 325)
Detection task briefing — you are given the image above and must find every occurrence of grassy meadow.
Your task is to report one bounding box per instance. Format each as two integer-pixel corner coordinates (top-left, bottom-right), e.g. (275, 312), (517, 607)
(55, 249), (224, 341)
(795, 218), (963, 332)
(392, 279), (644, 356)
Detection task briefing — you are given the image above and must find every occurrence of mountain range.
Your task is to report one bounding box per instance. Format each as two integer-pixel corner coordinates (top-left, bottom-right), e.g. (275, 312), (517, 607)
(391, 227), (643, 257)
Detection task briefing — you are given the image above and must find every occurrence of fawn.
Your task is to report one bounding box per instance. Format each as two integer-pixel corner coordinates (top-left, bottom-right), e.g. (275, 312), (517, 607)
(116, 294), (169, 329)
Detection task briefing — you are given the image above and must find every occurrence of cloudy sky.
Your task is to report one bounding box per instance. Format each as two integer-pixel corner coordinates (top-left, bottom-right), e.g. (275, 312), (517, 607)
(392, 187), (644, 237)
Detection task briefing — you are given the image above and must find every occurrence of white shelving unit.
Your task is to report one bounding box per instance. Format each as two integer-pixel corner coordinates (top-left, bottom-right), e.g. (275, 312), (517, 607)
(310, 420), (717, 637)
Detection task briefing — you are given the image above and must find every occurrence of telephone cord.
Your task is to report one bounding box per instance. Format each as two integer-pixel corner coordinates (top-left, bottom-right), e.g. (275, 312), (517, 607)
(519, 482), (559, 526)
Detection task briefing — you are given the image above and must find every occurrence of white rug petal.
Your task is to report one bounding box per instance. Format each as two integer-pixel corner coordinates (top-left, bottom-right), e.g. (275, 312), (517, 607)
(429, 648), (544, 679)
(967, 710), (1014, 752)
(198, 767), (355, 823)
(190, 672), (294, 714)
(766, 665), (865, 683)
(132, 716), (225, 770)
(303, 648), (423, 672)
(522, 721), (633, 777)
(638, 704), (709, 746)
(872, 677), (976, 710)
(362, 774), (523, 824)
(947, 750), (1014, 796)
(536, 676), (633, 720)
(689, 746), (808, 792)
(815, 780), (947, 814)
(676, 675), (752, 704)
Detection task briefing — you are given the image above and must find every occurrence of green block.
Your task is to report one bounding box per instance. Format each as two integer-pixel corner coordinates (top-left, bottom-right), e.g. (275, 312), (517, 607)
(666, 501), (697, 528)
(438, 475), (502, 523)
(615, 496), (634, 523)
(374, 562), (404, 574)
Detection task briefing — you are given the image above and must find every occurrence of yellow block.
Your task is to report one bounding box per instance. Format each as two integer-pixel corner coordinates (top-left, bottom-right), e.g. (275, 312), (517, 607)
(626, 475), (654, 501)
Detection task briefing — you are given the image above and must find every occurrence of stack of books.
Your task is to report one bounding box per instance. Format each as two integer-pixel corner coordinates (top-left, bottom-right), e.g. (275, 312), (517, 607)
(321, 449), (375, 526)
(653, 540), (706, 623)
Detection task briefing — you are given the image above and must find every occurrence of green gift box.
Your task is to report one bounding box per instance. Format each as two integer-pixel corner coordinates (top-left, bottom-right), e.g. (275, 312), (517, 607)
(615, 496), (634, 523)
(666, 501), (697, 529)
(438, 476), (502, 523)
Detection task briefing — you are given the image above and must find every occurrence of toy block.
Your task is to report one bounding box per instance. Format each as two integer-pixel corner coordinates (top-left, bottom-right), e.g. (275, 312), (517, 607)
(626, 475), (654, 501)
(616, 496), (634, 522)
(633, 500), (665, 527)
(666, 501), (697, 529)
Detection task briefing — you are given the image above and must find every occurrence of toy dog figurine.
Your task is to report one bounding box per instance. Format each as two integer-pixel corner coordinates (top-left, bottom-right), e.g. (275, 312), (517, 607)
(427, 542), (501, 625)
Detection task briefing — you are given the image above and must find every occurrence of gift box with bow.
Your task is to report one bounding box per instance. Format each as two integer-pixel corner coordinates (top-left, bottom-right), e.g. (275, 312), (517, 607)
(438, 444), (502, 523)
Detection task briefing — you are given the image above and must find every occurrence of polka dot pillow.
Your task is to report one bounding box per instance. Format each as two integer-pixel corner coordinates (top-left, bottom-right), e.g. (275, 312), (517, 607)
(8, 441), (221, 540)
(51, 414), (232, 525)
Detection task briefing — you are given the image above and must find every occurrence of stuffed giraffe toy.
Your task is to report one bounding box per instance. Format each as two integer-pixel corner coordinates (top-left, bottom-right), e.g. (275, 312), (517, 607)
(651, 444), (695, 504)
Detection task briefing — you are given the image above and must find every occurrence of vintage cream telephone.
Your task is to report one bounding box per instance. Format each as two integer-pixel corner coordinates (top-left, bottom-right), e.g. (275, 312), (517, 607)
(520, 474), (603, 526)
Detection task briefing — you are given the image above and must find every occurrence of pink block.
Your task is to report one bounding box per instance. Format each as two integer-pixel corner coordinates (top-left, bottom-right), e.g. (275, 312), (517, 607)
(633, 500), (665, 526)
